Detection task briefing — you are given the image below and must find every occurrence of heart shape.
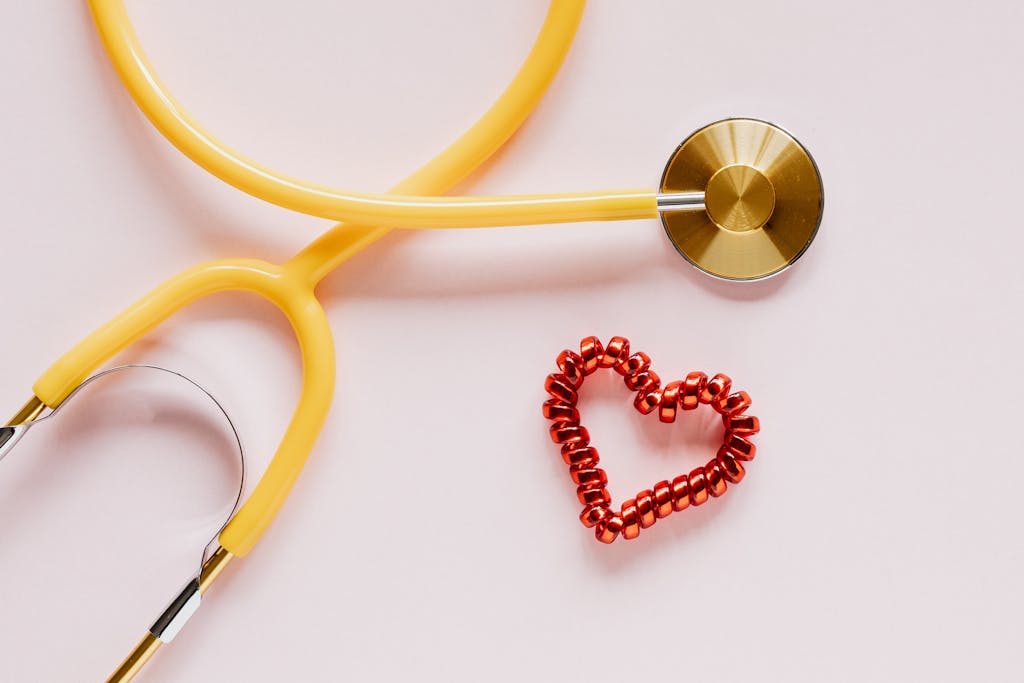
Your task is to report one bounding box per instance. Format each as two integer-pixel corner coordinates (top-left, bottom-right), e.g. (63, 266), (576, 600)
(542, 336), (759, 543)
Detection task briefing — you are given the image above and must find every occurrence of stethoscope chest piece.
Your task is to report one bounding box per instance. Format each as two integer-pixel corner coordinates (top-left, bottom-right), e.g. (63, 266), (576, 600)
(660, 118), (824, 281)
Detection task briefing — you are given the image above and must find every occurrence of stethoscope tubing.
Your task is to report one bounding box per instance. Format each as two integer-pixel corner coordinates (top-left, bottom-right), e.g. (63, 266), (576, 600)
(89, 0), (670, 229)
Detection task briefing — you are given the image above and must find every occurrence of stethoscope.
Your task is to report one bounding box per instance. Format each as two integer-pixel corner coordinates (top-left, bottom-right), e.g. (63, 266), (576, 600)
(3, 1), (824, 680)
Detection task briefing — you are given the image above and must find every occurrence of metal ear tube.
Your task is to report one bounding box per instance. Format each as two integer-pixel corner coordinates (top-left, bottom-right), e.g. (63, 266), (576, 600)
(0, 366), (246, 682)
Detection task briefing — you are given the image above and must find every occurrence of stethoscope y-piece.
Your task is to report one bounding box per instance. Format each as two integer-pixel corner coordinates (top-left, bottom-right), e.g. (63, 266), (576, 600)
(0, 365), (246, 643)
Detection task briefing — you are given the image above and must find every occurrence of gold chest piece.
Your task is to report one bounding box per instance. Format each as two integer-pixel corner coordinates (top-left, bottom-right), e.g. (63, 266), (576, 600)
(660, 118), (824, 281)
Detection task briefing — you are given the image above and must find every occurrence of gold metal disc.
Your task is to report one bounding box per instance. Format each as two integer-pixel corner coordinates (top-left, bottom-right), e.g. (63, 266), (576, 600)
(660, 118), (824, 281)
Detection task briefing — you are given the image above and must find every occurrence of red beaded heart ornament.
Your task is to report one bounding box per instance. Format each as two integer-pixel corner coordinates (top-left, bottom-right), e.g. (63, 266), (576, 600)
(543, 336), (760, 544)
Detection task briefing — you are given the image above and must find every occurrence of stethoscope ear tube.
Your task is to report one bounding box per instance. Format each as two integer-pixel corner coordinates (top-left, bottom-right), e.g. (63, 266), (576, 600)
(0, 425), (29, 463)
(1, 365), (246, 648)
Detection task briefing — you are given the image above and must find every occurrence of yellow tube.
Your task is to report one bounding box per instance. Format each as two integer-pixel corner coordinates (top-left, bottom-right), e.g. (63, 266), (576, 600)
(33, 260), (335, 557)
(87, 0), (657, 228)
(288, 0), (594, 286)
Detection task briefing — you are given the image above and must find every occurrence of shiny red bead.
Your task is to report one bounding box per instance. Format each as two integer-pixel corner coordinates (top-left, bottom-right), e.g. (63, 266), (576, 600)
(705, 461), (727, 497)
(671, 475), (690, 511)
(681, 372), (706, 410)
(713, 391), (751, 416)
(723, 433), (756, 460)
(544, 373), (578, 404)
(570, 466), (607, 487)
(621, 500), (641, 540)
(600, 336), (630, 368)
(542, 398), (579, 422)
(725, 414), (760, 436)
(580, 504), (612, 528)
(575, 475), (606, 492)
(636, 490), (656, 528)
(562, 445), (599, 467)
(616, 351), (651, 378)
(633, 389), (662, 415)
(716, 447), (746, 484)
(579, 336), (605, 375)
(595, 514), (624, 544)
(578, 485), (612, 506)
(557, 349), (587, 388)
(549, 422), (589, 446)
(688, 468), (709, 506)
(700, 373), (732, 404)
(659, 381), (681, 423)
(653, 480), (674, 518)
(630, 371), (661, 396)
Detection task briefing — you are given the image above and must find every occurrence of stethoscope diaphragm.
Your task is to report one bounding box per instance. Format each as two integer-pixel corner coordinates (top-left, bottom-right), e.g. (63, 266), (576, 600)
(659, 118), (824, 281)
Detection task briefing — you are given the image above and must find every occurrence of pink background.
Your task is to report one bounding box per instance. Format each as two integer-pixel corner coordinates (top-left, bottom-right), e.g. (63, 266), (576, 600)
(2, 1), (1022, 680)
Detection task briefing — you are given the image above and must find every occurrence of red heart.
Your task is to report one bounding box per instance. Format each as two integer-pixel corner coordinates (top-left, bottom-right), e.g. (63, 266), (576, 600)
(542, 336), (759, 544)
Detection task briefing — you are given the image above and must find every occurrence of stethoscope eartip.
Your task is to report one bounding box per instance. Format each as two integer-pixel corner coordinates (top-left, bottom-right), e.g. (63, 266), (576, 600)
(659, 118), (824, 282)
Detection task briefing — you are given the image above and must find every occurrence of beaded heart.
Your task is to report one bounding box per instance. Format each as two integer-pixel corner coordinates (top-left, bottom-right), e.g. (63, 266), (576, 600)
(543, 336), (759, 543)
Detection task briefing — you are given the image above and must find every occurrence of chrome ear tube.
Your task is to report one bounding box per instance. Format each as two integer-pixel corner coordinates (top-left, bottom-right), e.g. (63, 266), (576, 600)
(0, 365), (246, 678)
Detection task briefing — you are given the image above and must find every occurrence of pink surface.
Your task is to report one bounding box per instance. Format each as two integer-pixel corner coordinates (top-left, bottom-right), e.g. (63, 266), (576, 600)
(2, 1), (1022, 680)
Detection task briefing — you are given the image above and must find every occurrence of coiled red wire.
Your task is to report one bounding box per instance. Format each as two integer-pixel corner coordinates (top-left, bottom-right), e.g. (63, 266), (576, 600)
(542, 336), (760, 544)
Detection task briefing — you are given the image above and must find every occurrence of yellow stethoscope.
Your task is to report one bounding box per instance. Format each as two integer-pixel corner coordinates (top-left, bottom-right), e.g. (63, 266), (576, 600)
(3, 1), (824, 680)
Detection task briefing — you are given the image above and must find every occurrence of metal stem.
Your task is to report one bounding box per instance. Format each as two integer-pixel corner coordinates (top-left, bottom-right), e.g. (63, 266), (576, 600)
(656, 192), (705, 212)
